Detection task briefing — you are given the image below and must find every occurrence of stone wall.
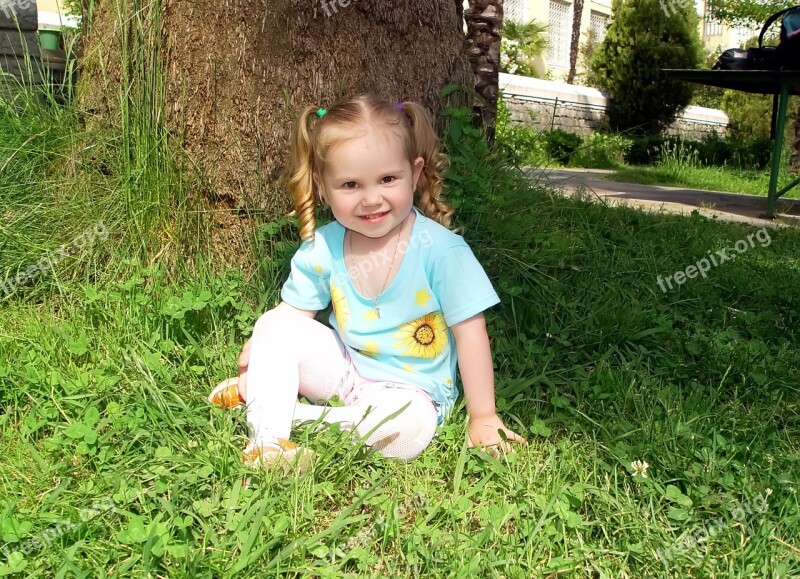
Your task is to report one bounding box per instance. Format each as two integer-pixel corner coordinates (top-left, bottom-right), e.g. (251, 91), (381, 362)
(0, 0), (41, 84)
(500, 73), (729, 140)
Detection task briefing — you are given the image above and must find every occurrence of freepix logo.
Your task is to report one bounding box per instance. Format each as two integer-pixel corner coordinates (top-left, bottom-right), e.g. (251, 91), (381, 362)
(657, 227), (772, 293)
(0, 221), (109, 297)
(659, 0), (693, 17)
(0, 0), (35, 20)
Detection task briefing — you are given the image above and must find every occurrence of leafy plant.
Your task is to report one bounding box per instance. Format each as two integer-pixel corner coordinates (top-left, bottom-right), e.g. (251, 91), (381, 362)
(544, 129), (584, 164)
(500, 20), (548, 77)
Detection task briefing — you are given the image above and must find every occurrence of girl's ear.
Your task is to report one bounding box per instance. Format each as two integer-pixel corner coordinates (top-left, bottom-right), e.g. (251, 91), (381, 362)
(313, 172), (328, 204)
(412, 156), (425, 191)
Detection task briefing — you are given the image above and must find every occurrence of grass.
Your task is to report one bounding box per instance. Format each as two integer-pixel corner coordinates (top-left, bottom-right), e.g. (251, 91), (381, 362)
(4, 164), (800, 575)
(2, 77), (800, 577)
(605, 164), (800, 198)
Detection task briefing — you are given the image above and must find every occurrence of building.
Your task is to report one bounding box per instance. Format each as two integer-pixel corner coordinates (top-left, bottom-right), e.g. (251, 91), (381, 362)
(504, 0), (612, 80)
(696, 0), (760, 52)
(505, 0), (758, 81)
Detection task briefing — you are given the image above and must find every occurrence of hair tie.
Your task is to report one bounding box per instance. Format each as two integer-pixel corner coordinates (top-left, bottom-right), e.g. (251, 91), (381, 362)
(316, 107), (327, 118)
(394, 101), (404, 110)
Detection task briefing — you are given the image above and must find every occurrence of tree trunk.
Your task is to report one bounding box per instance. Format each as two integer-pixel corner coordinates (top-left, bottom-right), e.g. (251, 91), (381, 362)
(566, 0), (584, 84)
(76, 0), (470, 218)
(465, 0), (503, 146)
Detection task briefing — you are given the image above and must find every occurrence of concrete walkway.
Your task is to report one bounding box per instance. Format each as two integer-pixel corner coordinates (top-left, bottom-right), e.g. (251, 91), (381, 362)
(534, 168), (800, 228)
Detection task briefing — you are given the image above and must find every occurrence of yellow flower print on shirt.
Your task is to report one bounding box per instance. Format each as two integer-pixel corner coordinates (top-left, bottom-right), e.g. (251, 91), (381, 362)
(414, 287), (433, 308)
(393, 312), (448, 359)
(330, 282), (350, 329)
(356, 340), (380, 358)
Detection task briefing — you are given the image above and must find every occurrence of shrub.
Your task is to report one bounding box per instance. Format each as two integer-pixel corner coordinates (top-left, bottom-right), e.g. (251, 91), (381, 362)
(495, 97), (548, 167)
(624, 132), (771, 170)
(570, 132), (632, 169)
(544, 130), (584, 164)
(591, 0), (702, 134)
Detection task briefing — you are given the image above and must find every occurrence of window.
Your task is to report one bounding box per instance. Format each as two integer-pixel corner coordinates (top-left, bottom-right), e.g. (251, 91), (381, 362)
(590, 11), (609, 44)
(704, 18), (723, 37)
(505, 0), (527, 23)
(547, 0), (571, 68)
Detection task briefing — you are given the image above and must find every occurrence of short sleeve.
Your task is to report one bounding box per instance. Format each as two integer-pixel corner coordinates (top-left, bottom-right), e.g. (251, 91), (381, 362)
(280, 236), (332, 311)
(431, 245), (500, 327)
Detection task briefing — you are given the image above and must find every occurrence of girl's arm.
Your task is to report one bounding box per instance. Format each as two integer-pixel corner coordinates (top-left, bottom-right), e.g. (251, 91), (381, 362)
(451, 313), (527, 453)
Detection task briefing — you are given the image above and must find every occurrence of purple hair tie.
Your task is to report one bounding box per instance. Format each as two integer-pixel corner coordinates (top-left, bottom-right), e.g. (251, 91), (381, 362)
(394, 101), (404, 110)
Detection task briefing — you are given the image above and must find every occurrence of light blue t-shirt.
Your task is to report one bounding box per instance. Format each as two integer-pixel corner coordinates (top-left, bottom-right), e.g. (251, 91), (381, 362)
(280, 208), (500, 424)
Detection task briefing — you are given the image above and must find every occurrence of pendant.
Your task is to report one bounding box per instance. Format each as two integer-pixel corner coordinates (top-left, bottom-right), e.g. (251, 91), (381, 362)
(374, 307), (381, 319)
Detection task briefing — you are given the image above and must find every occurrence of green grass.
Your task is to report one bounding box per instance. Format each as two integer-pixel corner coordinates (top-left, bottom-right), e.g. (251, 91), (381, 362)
(2, 85), (800, 576)
(606, 165), (800, 199)
(3, 176), (800, 575)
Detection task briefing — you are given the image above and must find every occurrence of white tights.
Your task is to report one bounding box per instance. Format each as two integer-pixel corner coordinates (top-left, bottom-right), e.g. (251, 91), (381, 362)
(245, 306), (439, 461)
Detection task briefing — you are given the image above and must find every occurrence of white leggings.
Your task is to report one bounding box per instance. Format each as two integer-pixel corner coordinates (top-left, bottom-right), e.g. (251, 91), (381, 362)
(246, 306), (439, 460)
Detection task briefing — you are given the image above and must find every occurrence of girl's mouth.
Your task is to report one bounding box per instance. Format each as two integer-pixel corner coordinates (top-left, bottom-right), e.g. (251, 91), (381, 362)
(360, 211), (389, 222)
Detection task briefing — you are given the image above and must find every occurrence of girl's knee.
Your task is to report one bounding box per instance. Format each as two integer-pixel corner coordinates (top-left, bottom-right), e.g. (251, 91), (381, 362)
(355, 390), (438, 460)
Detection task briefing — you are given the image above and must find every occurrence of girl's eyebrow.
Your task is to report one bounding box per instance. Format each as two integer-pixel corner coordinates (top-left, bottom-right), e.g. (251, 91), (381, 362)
(332, 169), (406, 181)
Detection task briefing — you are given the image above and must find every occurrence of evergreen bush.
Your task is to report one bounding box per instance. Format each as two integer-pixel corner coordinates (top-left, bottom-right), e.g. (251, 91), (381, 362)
(591, 0), (702, 134)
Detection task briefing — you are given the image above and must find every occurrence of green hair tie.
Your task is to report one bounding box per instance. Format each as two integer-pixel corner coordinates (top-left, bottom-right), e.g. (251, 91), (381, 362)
(316, 108), (327, 118)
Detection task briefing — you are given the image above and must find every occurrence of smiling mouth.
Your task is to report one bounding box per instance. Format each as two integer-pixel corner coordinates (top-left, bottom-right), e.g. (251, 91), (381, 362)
(360, 211), (389, 221)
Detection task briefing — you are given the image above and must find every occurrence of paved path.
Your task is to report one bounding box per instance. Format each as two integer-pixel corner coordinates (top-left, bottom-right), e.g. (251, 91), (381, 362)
(535, 168), (800, 228)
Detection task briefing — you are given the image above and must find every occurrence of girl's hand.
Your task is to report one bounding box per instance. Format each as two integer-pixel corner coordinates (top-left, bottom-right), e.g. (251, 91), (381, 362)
(237, 338), (251, 401)
(467, 413), (527, 456)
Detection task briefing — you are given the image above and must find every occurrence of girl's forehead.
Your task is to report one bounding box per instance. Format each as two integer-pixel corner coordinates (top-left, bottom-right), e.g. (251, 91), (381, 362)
(327, 125), (406, 158)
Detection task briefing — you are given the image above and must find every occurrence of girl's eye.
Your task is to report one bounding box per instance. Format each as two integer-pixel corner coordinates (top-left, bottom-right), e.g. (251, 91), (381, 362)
(343, 182), (358, 189)
(381, 176), (396, 184)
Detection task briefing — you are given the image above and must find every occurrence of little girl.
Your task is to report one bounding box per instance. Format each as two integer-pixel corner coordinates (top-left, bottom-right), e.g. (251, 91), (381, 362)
(210, 94), (527, 470)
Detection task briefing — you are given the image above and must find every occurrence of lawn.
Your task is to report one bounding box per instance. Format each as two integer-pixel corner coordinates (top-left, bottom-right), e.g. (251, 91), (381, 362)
(1, 92), (800, 577)
(606, 165), (800, 199)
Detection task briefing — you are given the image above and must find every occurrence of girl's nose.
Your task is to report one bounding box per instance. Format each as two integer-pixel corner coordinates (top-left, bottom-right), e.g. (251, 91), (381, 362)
(362, 187), (383, 206)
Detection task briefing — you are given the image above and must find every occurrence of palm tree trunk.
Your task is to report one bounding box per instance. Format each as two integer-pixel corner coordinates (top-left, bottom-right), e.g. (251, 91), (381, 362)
(567, 0), (584, 84)
(465, 0), (503, 146)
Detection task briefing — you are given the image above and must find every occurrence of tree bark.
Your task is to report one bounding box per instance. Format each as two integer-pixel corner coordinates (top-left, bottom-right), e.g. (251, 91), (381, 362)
(464, 0), (503, 146)
(76, 0), (471, 216)
(566, 0), (584, 84)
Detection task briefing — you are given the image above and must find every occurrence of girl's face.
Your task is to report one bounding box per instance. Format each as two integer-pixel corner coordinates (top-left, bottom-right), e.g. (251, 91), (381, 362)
(315, 125), (424, 241)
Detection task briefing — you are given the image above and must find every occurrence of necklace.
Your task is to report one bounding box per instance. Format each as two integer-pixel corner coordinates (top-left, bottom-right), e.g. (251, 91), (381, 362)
(348, 228), (402, 319)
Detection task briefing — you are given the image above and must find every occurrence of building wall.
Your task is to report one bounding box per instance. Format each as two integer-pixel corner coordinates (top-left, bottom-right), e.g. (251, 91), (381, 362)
(37, 0), (78, 29)
(508, 0), (759, 81)
(505, 0), (613, 80)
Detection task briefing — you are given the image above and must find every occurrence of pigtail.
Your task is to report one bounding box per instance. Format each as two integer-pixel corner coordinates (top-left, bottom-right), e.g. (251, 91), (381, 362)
(401, 102), (455, 230)
(287, 105), (321, 242)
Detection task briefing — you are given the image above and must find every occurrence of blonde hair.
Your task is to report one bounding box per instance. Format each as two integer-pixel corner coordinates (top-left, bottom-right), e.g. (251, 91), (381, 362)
(287, 94), (454, 241)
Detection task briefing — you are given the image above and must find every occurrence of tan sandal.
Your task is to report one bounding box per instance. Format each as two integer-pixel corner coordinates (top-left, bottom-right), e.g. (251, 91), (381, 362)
(242, 439), (316, 474)
(208, 377), (244, 409)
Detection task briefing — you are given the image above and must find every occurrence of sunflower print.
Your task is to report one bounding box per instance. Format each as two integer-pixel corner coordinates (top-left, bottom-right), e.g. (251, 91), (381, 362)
(393, 312), (448, 359)
(330, 282), (350, 329)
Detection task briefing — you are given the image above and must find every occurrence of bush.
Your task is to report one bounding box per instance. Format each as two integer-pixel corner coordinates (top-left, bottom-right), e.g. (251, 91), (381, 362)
(570, 132), (632, 169)
(544, 130), (584, 164)
(624, 132), (771, 170)
(591, 0), (702, 133)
